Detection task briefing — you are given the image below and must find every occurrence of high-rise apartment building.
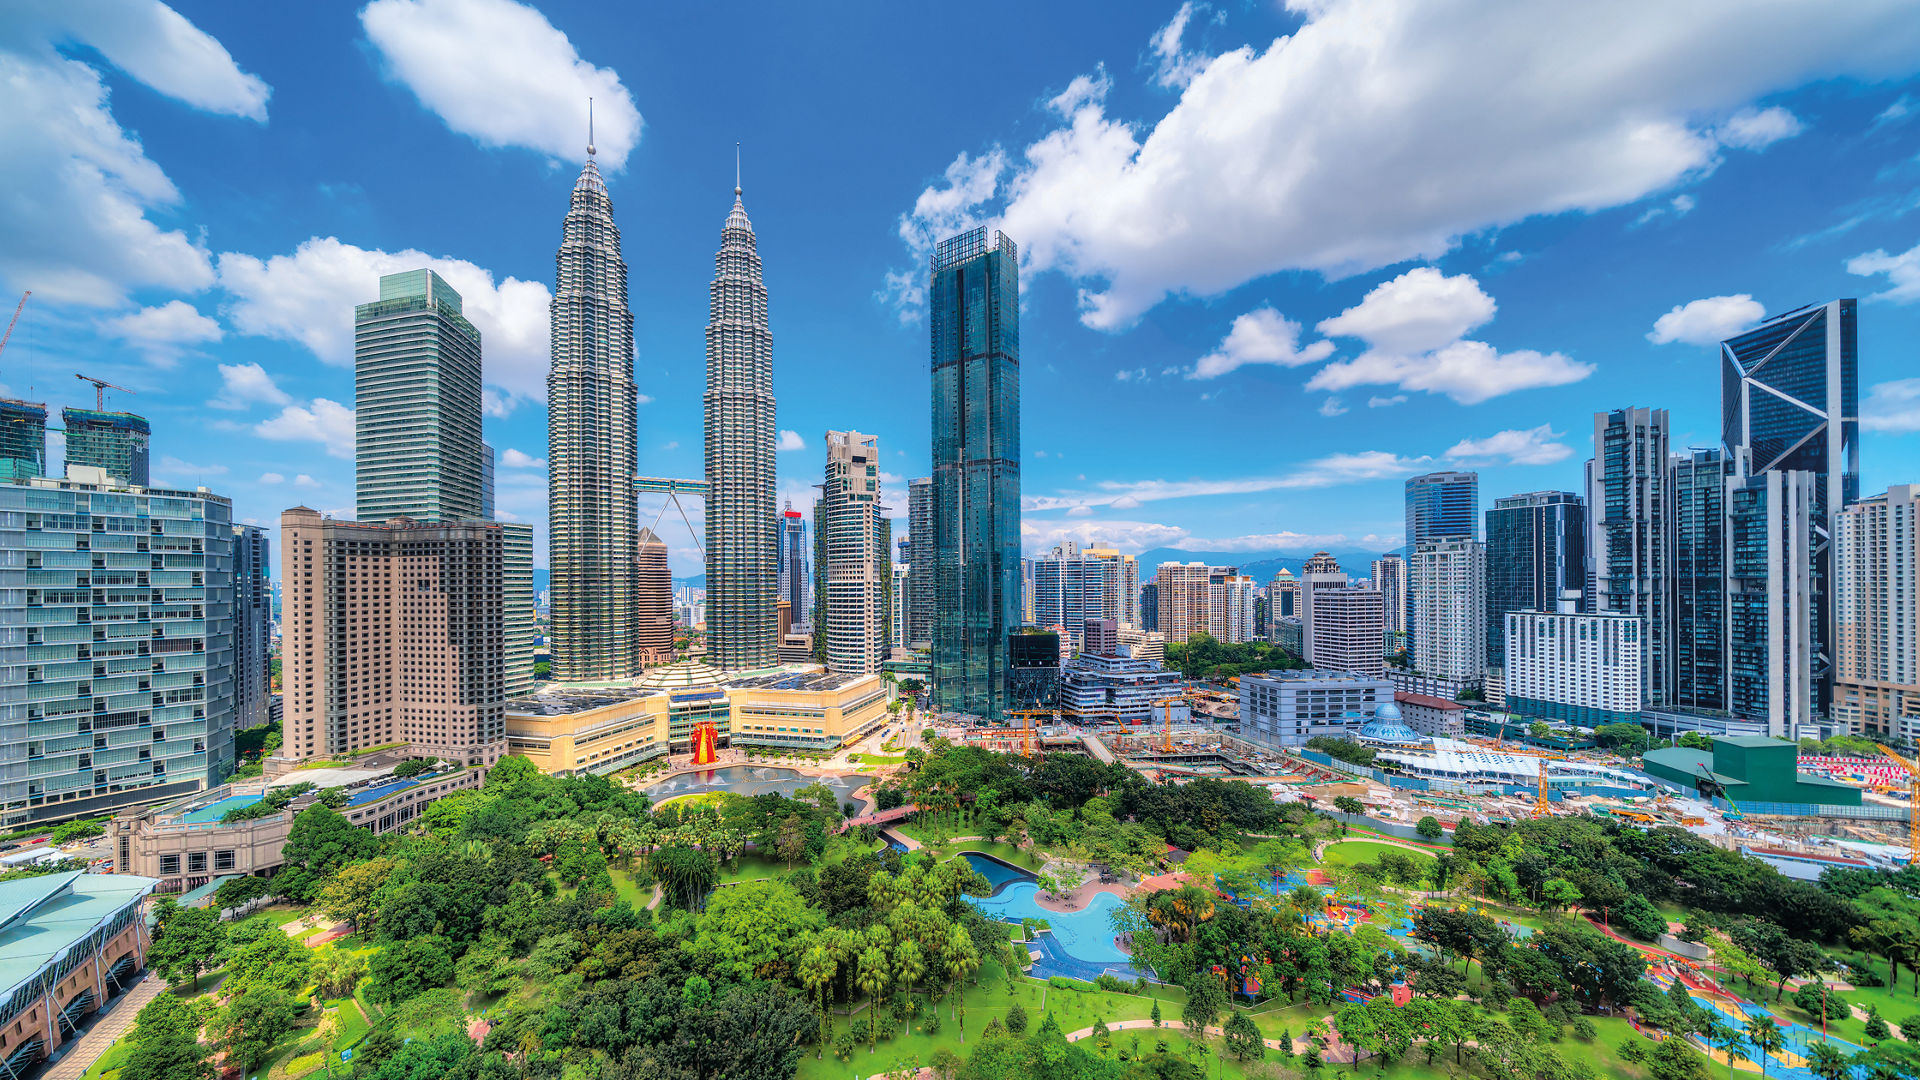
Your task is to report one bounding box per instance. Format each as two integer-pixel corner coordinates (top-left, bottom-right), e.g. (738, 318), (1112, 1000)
(62, 409), (148, 487)
(1671, 448), (1732, 711)
(1722, 300), (1857, 717)
(703, 181), (779, 672)
(480, 443), (495, 520)
(778, 505), (809, 633)
(1834, 485), (1920, 741)
(1505, 595), (1644, 727)
(1032, 542), (1138, 650)
(0, 474), (236, 823)
(1154, 562), (1235, 643)
(1410, 537), (1486, 685)
(354, 269), (485, 522)
(1589, 407), (1670, 705)
(905, 477), (933, 646)
(501, 523), (536, 697)
(814, 431), (889, 675)
(279, 508), (505, 767)
(1368, 557), (1405, 638)
(929, 228), (1020, 720)
(1297, 551), (1347, 666)
(1308, 588), (1386, 677)
(1222, 575), (1257, 644)
(1406, 472), (1479, 546)
(547, 147), (640, 681)
(1484, 491), (1586, 673)
(1724, 466), (1819, 738)
(233, 524), (272, 732)
(891, 563), (909, 652)
(635, 527), (675, 665)
(0, 399), (46, 480)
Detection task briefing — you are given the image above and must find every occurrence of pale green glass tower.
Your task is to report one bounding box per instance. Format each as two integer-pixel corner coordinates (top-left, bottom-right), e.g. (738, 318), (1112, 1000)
(354, 269), (485, 521)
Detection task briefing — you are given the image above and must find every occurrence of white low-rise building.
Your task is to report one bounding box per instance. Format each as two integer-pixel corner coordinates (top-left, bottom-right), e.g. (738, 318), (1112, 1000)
(1239, 669), (1392, 747)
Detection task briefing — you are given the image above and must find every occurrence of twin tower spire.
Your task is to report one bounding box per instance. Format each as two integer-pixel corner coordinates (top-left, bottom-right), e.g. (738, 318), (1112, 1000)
(547, 122), (777, 682)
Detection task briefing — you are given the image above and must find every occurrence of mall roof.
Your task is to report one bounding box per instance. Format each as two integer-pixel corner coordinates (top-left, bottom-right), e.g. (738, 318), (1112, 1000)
(0, 872), (155, 1000)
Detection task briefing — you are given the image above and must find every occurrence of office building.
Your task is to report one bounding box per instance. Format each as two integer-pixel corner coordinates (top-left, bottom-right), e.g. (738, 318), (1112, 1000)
(1671, 448), (1732, 711)
(1139, 581), (1158, 633)
(1722, 300), (1858, 715)
(1484, 491), (1586, 673)
(1240, 669), (1393, 746)
(905, 477), (934, 646)
(547, 146), (640, 681)
(1274, 616), (1303, 657)
(703, 180), (779, 671)
(1007, 631), (1061, 711)
(480, 442), (494, 520)
(814, 431), (890, 675)
(1222, 574), (1257, 644)
(1296, 551), (1347, 665)
(1368, 557), (1404, 637)
(1117, 627), (1166, 662)
(1083, 618), (1119, 657)
(501, 523), (537, 697)
(929, 228), (1021, 720)
(233, 524), (272, 732)
(353, 269), (485, 522)
(61, 409), (148, 487)
(1724, 467), (1819, 737)
(0, 398), (46, 480)
(779, 504), (809, 632)
(1410, 537), (1486, 685)
(891, 563), (909, 651)
(1308, 587), (1387, 677)
(1058, 653), (1183, 722)
(1834, 485), (1919, 740)
(1031, 542), (1138, 650)
(0, 473), (236, 823)
(1504, 595), (1645, 727)
(278, 508), (505, 767)
(1589, 407), (1670, 704)
(1406, 472), (1479, 546)
(636, 527), (675, 665)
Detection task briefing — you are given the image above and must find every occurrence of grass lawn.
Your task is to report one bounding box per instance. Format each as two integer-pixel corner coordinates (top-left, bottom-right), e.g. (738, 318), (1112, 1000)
(795, 963), (1186, 1080)
(611, 869), (652, 908)
(78, 1040), (130, 1080)
(326, 997), (371, 1050)
(1319, 840), (1436, 867)
(715, 852), (788, 885)
(848, 753), (907, 765)
(1824, 975), (1920, 1030)
(898, 838), (1043, 872)
(259, 905), (309, 927)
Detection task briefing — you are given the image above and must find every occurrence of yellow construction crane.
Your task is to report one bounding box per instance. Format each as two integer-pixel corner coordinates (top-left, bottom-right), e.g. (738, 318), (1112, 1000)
(75, 372), (136, 410)
(1533, 759), (1552, 818)
(0, 292), (27, 360)
(1875, 743), (1920, 864)
(1151, 697), (1185, 753)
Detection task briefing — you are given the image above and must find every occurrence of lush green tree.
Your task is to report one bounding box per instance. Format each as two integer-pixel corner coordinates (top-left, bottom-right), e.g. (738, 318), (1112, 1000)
(687, 879), (822, 981)
(1006, 1001), (1028, 1034)
(1806, 1041), (1851, 1080)
(220, 921), (310, 995)
(119, 993), (212, 1080)
(215, 987), (298, 1073)
(210, 874), (271, 911)
(275, 803), (377, 901)
(1332, 796), (1365, 815)
(1648, 1034), (1713, 1080)
(311, 946), (367, 999)
(366, 935), (455, 1005)
(316, 855), (394, 929)
(652, 842), (718, 910)
(1224, 1010), (1263, 1061)
(1415, 815), (1443, 840)
(1181, 971), (1228, 1034)
(146, 901), (225, 991)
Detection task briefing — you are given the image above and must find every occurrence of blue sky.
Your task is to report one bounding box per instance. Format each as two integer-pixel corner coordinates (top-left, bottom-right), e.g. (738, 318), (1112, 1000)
(3, 0), (1920, 576)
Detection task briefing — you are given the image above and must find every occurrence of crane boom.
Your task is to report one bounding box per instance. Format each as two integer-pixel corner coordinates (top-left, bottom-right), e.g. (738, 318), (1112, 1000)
(74, 373), (136, 410)
(0, 291), (28, 360)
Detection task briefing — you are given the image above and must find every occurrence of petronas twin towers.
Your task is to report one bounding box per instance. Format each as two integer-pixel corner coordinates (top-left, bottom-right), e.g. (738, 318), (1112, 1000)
(546, 143), (776, 682)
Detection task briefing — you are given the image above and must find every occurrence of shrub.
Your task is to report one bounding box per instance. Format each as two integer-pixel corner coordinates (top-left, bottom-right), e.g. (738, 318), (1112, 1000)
(1007, 1002), (1028, 1034)
(920, 1010), (941, 1036)
(850, 1018), (871, 1044)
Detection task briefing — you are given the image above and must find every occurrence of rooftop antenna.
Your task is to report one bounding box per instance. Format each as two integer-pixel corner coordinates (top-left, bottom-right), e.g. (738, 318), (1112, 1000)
(735, 141), (741, 197)
(587, 97), (595, 157)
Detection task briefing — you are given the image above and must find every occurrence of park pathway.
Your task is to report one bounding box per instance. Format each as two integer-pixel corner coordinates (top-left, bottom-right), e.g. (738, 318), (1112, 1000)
(42, 975), (162, 1080)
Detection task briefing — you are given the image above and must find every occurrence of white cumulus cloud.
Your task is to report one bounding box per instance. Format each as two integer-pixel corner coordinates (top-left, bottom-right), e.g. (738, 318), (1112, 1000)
(500, 448), (545, 469)
(1648, 294), (1766, 345)
(0, 2), (269, 306)
(258, 472), (285, 484)
(1190, 307), (1334, 379)
(1847, 240), (1920, 303)
(99, 300), (222, 367)
(1318, 397), (1348, 417)
(217, 237), (551, 409)
(1444, 424), (1574, 466)
(255, 399), (355, 459)
(777, 430), (807, 452)
(895, 0), (1920, 329)
(208, 362), (291, 411)
(1862, 378), (1920, 432)
(360, 0), (641, 169)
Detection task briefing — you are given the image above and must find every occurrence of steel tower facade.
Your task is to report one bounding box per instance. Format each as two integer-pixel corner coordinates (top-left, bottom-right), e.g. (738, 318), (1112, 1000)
(546, 154), (640, 681)
(703, 182), (778, 671)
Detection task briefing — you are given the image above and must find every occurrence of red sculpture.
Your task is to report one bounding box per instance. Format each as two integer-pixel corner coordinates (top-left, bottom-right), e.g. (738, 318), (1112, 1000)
(690, 719), (720, 766)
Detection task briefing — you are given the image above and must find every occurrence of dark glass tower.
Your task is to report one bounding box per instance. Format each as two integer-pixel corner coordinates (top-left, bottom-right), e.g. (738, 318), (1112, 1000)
(1589, 407), (1670, 705)
(1671, 448), (1731, 711)
(1484, 491), (1586, 670)
(929, 228), (1020, 720)
(1405, 472), (1479, 545)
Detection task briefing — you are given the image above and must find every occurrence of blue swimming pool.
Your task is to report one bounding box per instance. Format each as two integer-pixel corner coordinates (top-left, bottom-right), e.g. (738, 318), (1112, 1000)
(179, 793), (264, 824)
(960, 852), (1033, 896)
(969, 883), (1131, 966)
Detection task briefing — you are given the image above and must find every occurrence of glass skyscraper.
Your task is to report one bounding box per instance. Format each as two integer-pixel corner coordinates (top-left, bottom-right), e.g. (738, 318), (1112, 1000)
(1589, 407), (1670, 705)
(546, 148), (640, 681)
(779, 504), (809, 632)
(703, 179), (778, 672)
(354, 269), (485, 522)
(0, 399), (46, 481)
(929, 228), (1020, 720)
(1670, 447), (1731, 711)
(1725, 467), (1818, 737)
(1483, 491), (1586, 670)
(62, 409), (149, 487)
(1405, 472), (1479, 545)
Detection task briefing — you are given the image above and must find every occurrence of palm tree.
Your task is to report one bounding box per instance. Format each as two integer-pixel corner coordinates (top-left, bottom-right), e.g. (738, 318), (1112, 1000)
(1747, 1016), (1784, 1078)
(798, 944), (837, 1057)
(1805, 1041), (1849, 1080)
(895, 939), (927, 1014)
(944, 925), (980, 1022)
(856, 947), (891, 1052)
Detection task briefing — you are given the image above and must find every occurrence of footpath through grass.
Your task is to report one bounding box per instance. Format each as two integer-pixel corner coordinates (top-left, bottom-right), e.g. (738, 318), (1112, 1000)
(1320, 839), (1436, 867)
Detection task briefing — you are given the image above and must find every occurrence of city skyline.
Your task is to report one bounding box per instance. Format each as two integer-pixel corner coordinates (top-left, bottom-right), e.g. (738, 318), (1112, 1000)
(2, 2), (1919, 576)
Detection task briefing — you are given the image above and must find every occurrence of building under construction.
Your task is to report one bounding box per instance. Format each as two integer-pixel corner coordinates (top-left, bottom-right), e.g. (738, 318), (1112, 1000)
(61, 408), (148, 486)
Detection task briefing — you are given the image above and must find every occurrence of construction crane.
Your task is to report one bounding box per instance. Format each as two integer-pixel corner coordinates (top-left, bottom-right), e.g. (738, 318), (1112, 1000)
(1875, 743), (1920, 864)
(1695, 762), (1744, 821)
(1151, 697), (1185, 753)
(0, 292), (27, 360)
(1533, 759), (1552, 818)
(75, 373), (135, 410)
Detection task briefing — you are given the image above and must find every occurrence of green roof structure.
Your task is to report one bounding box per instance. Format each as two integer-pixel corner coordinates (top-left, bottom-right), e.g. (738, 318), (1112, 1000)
(0, 872), (154, 1016)
(1642, 736), (1861, 809)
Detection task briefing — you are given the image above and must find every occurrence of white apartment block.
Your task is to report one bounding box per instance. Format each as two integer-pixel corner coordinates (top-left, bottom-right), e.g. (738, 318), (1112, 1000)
(1410, 538), (1487, 686)
(1504, 601), (1645, 727)
(1296, 552), (1348, 666)
(1031, 542), (1140, 650)
(1222, 575), (1256, 643)
(1370, 555), (1406, 637)
(1308, 588), (1386, 677)
(818, 431), (888, 675)
(1240, 669), (1393, 747)
(1835, 485), (1920, 741)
